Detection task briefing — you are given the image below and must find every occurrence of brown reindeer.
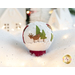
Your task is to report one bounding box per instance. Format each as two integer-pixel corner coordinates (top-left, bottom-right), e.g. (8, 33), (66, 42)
(28, 33), (40, 43)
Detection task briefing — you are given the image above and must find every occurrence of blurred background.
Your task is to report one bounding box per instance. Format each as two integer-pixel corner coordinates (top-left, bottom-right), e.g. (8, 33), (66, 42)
(0, 8), (75, 34)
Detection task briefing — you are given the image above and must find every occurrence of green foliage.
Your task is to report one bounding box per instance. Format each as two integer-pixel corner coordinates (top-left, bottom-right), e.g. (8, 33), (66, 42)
(69, 8), (75, 15)
(36, 25), (47, 40)
(40, 30), (47, 39)
(36, 25), (40, 35)
(50, 33), (53, 41)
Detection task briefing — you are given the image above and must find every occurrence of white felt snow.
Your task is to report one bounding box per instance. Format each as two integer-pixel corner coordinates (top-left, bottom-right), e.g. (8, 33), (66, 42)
(0, 27), (75, 67)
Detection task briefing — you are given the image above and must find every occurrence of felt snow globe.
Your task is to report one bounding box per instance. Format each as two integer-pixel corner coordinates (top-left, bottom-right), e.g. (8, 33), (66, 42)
(22, 21), (53, 56)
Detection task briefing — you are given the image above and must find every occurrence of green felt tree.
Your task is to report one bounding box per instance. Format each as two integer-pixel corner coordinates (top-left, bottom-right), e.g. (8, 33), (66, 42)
(40, 30), (47, 42)
(36, 25), (40, 35)
(50, 33), (53, 41)
(36, 25), (47, 42)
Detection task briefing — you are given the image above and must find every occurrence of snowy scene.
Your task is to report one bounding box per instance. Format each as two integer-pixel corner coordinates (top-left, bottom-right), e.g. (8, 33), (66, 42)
(0, 8), (75, 67)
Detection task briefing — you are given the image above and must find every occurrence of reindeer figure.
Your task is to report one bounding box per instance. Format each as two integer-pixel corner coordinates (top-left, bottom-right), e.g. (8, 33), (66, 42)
(28, 33), (40, 43)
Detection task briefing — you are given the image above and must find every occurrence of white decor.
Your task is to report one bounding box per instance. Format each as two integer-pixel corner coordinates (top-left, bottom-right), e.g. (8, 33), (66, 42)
(0, 8), (26, 34)
(48, 10), (61, 30)
(30, 8), (51, 23)
(48, 8), (73, 31)
(23, 21), (53, 51)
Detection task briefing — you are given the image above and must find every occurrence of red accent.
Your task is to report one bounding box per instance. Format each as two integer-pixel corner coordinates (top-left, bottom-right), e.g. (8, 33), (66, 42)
(46, 24), (49, 26)
(29, 50), (46, 56)
(22, 31), (25, 43)
(25, 25), (29, 30)
(22, 25), (29, 43)
(30, 11), (36, 14)
(27, 11), (31, 16)
(30, 11), (34, 13)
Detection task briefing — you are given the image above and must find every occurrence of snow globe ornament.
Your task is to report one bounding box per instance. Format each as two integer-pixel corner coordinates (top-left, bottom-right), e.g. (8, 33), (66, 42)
(22, 21), (53, 56)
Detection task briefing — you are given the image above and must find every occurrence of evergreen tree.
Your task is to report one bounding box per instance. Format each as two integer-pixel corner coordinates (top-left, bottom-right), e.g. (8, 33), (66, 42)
(40, 30), (47, 42)
(36, 25), (40, 35)
(36, 25), (47, 42)
(50, 33), (53, 41)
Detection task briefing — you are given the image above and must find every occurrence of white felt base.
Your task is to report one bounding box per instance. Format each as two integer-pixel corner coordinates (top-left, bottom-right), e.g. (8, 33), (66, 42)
(25, 42), (52, 51)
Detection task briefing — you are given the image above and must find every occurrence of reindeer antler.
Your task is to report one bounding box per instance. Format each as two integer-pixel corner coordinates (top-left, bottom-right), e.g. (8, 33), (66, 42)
(28, 33), (34, 39)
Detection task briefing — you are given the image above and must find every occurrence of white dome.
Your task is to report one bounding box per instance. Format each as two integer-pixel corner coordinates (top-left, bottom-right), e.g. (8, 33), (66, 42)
(23, 21), (53, 51)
